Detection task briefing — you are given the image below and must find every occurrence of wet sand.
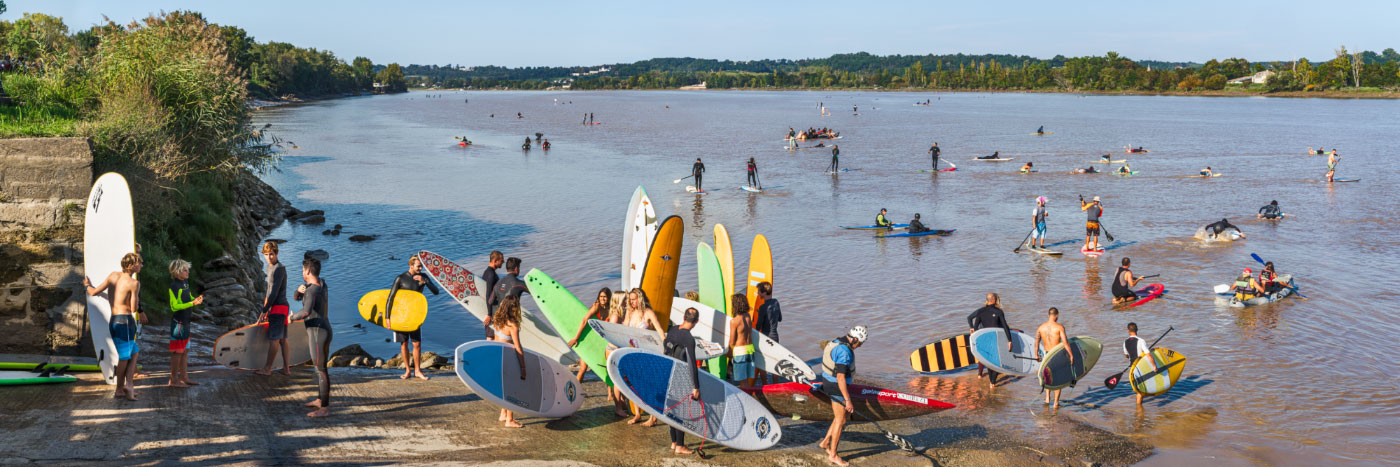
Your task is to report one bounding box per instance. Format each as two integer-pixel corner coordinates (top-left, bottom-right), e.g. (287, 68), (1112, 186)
(0, 360), (1151, 465)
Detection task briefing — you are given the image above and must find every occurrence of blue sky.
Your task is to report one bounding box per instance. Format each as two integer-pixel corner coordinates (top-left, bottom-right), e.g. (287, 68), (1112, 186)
(9, 1), (1396, 67)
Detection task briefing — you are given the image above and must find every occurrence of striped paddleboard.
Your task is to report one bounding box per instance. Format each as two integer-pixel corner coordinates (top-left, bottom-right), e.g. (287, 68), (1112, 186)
(909, 334), (976, 372)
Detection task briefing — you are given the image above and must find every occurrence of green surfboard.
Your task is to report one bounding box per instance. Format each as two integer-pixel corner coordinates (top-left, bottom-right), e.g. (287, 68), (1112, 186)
(696, 243), (729, 379)
(0, 369), (77, 385)
(523, 269), (613, 386)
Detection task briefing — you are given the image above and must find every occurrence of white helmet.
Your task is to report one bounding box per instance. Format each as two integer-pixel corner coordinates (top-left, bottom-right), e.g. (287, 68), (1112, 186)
(847, 325), (868, 343)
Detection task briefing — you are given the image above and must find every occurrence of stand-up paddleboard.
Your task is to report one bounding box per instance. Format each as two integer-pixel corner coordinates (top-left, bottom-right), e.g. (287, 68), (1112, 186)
(1038, 337), (1102, 390)
(745, 382), (954, 421)
(621, 186), (658, 292)
(1090, 159), (1128, 164)
(739, 186), (763, 193)
(213, 319), (312, 369)
(1081, 245), (1104, 257)
(356, 289), (427, 332)
(1327, 179), (1360, 183)
(524, 269), (613, 385)
(841, 223), (909, 230)
(609, 347), (781, 450)
(696, 242), (729, 379)
(454, 341), (581, 418)
(672, 297), (817, 383)
(1130, 347), (1186, 396)
(1032, 132), (1054, 135)
(417, 251), (576, 366)
(587, 319), (723, 360)
(1117, 171), (1140, 176)
(972, 158), (1014, 161)
(1230, 275), (1294, 307)
(714, 224), (735, 310)
(0, 365), (78, 385)
(1122, 284), (1166, 308)
(685, 186), (707, 194)
(917, 168), (957, 173)
(876, 229), (955, 238)
(1030, 247), (1063, 256)
(85, 173), (135, 385)
(641, 216), (684, 332)
(969, 328), (1040, 376)
(746, 234), (772, 313)
(908, 334), (976, 372)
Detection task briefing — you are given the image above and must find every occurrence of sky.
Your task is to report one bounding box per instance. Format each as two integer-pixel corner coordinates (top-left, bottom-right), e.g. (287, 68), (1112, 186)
(8, 1), (1397, 68)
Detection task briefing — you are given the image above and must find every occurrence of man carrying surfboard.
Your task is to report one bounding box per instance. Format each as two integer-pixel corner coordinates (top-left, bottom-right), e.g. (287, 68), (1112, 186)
(388, 256), (441, 380)
(257, 241), (292, 377)
(84, 252), (145, 400)
(967, 293), (1013, 387)
(820, 325), (866, 467)
(1034, 308), (1071, 408)
(1112, 258), (1145, 305)
(691, 158), (705, 192)
(292, 258), (332, 417)
(1080, 195), (1104, 252)
(1123, 323), (1150, 407)
(664, 307), (703, 455)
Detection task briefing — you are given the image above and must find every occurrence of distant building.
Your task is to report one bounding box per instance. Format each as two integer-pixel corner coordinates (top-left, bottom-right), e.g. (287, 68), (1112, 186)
(1227, 70), (1275, 85)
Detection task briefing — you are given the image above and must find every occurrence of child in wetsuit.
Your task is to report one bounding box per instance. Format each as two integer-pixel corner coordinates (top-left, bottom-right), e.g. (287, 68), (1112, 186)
(168, 259), (204, 388)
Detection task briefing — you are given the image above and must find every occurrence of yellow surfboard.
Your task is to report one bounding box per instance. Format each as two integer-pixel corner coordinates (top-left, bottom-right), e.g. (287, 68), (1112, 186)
(1130, 347), (1186, 395)
(357, 289), (428, 332)
(713, 224), (734, 315)
(641, 216), (683, 331)
(746, 234), (772, 313)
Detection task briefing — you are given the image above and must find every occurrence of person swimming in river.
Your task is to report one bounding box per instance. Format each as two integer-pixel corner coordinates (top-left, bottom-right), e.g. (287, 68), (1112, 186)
(1101, 154), (1113, 161)
(977, 151), (1001, 160)
(522, 137), (531, 150)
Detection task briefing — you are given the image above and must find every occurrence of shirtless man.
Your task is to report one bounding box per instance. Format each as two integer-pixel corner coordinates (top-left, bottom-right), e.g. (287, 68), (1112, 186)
(1034, 307), (1071, 408)
(727, 294), (756, 388)
(85, 252), (146, 400)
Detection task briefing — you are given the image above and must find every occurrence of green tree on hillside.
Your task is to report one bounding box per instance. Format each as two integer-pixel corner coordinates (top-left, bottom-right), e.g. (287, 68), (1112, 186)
(377, 62), (406, 92)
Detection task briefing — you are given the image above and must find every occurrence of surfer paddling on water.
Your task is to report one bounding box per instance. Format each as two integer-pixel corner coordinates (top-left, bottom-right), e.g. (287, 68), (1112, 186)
(819, 325), (867, 467)
(968, 293), (1013, 387)
(1080, 195), (1104, 252)
(1034, 308), (1071, 409)
(491, 296), (527, 428)
(388, 256), (441, 380)
(256, 241), (292, 376)
(1123, 323), (1150, 407)
(1112, 258), (1145, 305)
(292, 258), (332, 417)
(664, 307), (703, 455)
(84, 252), (145, 400)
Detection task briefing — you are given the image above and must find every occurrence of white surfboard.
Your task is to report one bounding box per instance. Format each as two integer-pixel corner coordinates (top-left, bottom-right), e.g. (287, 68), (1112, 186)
(969, 328), (1040, 376)
(670, 297), (817, 383)
(608, 347), (781, 450)
(587, 319), (723, 360)
(621, 186), (658, 292)
(454, 341), (582, 418)
(84, 173), (135, 385)
(416, 251), (577, 366)
(212, 319), (312, 369)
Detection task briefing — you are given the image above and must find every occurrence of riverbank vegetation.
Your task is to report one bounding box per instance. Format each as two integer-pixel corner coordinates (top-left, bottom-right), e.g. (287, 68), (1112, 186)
(406, 50), (1400, 96)
(0, 7), (399, 313)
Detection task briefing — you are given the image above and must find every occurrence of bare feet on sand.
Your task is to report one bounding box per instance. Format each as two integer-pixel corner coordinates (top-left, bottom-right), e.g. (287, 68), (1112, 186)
(674, 446), (693, 455)
(827, 455), (849, 466)
(280, 368), (291, 376)
(307, 408), (330, 418)
(503, 420), (523, 428)
(414, 372), (429, 380)
(400, 372), (411, 380)
(168, 381), (189, 388)
(254, 368), (272, 376)
(183, 379), (200, 386)
(305, 399), (323, 408)
(641, 416), (657, 427)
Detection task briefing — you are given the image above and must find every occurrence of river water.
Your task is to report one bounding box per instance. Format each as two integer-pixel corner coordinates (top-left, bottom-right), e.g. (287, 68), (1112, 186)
(253, 90), (1399, 465)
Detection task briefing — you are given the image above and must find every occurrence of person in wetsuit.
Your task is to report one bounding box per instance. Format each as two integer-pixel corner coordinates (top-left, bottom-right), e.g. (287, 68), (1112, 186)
(691, 158), (706, 192)
(928, 142), (941, 170)
(1203, 218), (1244, 240)
(482, 251), (503, 338)
(978, 151), (1001, 160)
(1036, 126), (1045, 134)
(664, 307), (703, 455)
(1258, 200), (1283, 219)
(292, 257), (332, 417)
(747, 157), (759, 188)
(875, 208), (892, 230)
(828, 145), (840, 172)
(167, 259), (204, 388)
(522, 137), (531, 150)
(1112, 257), (1144, 304)
(908, 213), (930, 233)
(388, 256), (442, 380)
(487, 257), (527, 333)
(967, 293), (1013, 386)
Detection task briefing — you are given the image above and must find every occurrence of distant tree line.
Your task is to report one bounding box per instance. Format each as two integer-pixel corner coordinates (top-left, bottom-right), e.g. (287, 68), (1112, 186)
(405, 49), (1400, 93)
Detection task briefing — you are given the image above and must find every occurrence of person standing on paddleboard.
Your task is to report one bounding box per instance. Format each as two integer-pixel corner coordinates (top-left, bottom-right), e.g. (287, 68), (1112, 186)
(691, 158), (705, 192)
(1112, 258), (1144, 305)
(488, 257), (527, 340)
(1034, 308), (1071, 408)
(256, 241), (292, 377)
(727, 294), (757, 388)
(967, 293), (1013, 387)
(746, 157), (759, 188)
(664, 307), (703, 455)
(928, 142), (941, 170)
(1031, 197), (1049, 250)
(84, 252), (145, 400)
(292, 257), (332, 417)
(1326, 150), (1340, 182)
(820, 325), (866, 467)
(754, 282), (782, 385)
(388, 256), (441, 380)
(1123, 322), (1150, 407)
(828, 145), (840, 173)
(1080, 195), (1104, 251)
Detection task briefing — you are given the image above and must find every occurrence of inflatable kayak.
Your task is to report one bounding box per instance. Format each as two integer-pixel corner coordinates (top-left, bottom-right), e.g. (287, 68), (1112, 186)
(1122, 283), (1166, 308)
(1230, 275), (1294, 307)
(876, 229), (955, 238)
(744, 382), (953, 421)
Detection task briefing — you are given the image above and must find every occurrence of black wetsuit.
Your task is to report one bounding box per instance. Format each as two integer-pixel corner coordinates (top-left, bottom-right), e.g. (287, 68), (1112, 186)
(1113, 266), (1137, 299)
(388, 271), (441, 342)
(966, 305), (1011, 383)
(747, 161), (758, 187)
(1204, 220), (1238, 236)
(829, 147), (840, 172)
(1258, 205), (1281, 219)
(292, 281), (331, 406)
(663, 325), (699, 446)
(755, 299), (782, 342)
(692, 161), (705, 192)
(928, 145), (941, 169)
(908, 218), (929, 233)
(489, 272), (527, 314)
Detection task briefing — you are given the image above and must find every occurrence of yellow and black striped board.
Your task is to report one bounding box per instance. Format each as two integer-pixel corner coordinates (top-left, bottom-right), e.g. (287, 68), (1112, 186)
(909, 334), (977, 372)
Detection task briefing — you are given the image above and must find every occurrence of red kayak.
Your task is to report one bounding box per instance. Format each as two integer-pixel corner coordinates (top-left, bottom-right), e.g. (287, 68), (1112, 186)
(1123, 283), (1166, 308)
(743, 382), (954, 421)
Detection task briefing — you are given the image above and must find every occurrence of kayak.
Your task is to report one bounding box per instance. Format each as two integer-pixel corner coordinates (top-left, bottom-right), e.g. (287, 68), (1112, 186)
(973, 158), (1014, 161)
(744, 382), (954, 422)
(876, 229), (955, 238)
(1122, 284), (1166, 308)
(1230, 275), (1294, 307)
(842, 224), (909, 230)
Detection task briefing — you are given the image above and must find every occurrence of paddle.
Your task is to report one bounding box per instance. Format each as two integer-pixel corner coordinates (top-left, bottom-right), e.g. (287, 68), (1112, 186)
(1250, 253), (1307, 298)
(672, 174), (693, 184)
(943, 158), (957, 170)
(801, 379), (915, 453)
(1012, 229), (1035, 253)
(1103, 326), (1173, 390)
